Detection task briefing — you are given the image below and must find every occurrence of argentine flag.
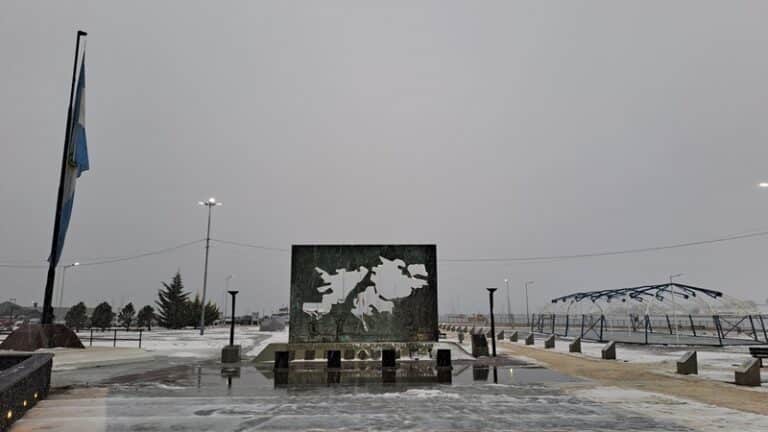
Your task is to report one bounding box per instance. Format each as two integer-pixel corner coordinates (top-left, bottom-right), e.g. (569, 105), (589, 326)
(51, 55), (90, 266)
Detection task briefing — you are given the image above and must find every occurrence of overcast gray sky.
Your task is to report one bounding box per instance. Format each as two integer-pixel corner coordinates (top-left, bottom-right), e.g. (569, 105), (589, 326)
(2, 1), (768, 315)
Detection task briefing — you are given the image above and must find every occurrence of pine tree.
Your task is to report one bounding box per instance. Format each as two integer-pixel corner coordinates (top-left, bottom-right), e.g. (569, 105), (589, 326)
(64, 302), (88, 331)
(156, 271), (190, 329)
(186, 294), (221, 327)
(91, 302), (115, 330)
(137, 305), (155, 331)
(204, 301), (221, 325)
(118, 302), (136, 330)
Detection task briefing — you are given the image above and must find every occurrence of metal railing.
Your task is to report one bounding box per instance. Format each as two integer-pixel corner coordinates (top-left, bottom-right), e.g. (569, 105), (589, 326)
(77, 328), (145, 348)
(441, 312), (768, 346)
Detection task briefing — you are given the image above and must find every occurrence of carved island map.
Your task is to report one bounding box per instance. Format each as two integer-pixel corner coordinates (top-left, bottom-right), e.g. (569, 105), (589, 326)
(289, 245), (438, 343)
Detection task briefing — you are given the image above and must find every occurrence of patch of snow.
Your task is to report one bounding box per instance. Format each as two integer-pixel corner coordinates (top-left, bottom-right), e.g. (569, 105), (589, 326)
(246, 329), (289, 357)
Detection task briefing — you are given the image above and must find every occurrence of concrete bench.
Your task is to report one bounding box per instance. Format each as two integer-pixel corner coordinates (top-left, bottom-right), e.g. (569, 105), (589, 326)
(676, 351), (697, 375)
(544, 334), (555, 349)
(569, 337), (581, 353)
(327, 350), (341, 368)
(735, 358), (761, 386)
(749, 347), (768, 367)
(274, 351), (289, 370)
(601, 341), (616, 360)
(471, 334), (490, 357)
(437, 349), (451, 368)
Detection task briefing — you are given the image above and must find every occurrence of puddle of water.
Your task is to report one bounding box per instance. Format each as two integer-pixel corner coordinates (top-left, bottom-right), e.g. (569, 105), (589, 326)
(97, 357), (581, 399)
(50, 358), (694, 431)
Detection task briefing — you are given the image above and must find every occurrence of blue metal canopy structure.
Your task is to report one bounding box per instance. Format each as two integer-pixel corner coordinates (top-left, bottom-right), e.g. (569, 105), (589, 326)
(550, 283), (723, 304)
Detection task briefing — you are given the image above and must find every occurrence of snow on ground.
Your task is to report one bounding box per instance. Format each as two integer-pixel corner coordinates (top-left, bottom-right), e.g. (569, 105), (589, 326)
(246, 328), (288, 357)
(76, 326), (267, 359)
(246, 331), (474, 361)
(497, 334), (768, 388)
(574, 386), (768, 431)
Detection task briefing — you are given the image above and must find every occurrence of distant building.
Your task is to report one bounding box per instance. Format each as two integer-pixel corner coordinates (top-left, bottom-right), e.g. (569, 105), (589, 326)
(0, 302), (41, 328)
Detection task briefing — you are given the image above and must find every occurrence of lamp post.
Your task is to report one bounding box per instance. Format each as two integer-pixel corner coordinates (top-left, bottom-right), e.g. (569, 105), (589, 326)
(57, 262), (79, 308)
(504, 278), (512, 326)
(224, 275), (233, 318)
(524, 281), (534, 326)
(487, 288), (497, 357)
(669, 273), (683, 344)
(8, 298), (16, 322)
(228, 290), (239, 346)
(198, 197), (222, 336)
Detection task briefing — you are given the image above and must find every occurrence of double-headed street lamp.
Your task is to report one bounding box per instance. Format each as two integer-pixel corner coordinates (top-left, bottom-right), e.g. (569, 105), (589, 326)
(504, 278), (512, 325)
(198, 197), (222, 336)
(58, 262), (80, 308)
(224, 275), (233, 318)
(524, 281), (534, 326)
(669, 273), (684, 344)
(8, 298), (16, 322)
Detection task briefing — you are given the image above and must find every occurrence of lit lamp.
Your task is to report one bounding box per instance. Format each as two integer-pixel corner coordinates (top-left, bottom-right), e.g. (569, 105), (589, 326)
(197, 197), (222, 336)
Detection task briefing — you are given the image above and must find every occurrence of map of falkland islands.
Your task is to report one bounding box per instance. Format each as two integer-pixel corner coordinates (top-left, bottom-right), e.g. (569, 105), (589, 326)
(302, 257), (429, 331)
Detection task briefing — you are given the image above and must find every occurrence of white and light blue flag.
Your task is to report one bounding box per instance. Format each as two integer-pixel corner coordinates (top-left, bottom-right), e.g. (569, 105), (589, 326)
(51, 54), (90, 266)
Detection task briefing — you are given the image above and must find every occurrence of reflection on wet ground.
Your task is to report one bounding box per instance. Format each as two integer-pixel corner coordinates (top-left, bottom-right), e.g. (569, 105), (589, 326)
(94, 358), (580, 397)
(37, 356), (693, 431)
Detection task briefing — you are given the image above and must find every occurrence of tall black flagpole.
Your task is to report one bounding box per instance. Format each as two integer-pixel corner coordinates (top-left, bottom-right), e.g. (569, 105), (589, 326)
(42, 30), (87, 325)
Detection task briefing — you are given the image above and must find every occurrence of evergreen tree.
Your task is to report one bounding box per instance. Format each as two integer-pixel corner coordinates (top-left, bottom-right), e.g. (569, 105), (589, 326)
(186, 294), (222, 327)
(64, 302), (88, 331)
(206, 302), (221, 325)
(137, 305), (155, 331)
(187, 294), (202, 328)
(91, 302), (115, 330)
(156, 271), (190, 329)
(118, 302), (136, 330)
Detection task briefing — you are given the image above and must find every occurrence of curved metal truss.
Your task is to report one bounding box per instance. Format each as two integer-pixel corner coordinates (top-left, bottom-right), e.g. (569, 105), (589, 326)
(550, 283), (723, 304)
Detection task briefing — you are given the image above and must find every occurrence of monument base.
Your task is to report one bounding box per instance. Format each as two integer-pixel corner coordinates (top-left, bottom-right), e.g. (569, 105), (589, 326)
(252, 341), (455, 364)
(0, 324), (84, 351)
(221, 345), (241, 363)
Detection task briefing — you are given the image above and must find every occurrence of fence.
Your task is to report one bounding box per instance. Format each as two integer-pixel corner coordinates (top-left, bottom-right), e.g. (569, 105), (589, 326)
(441, 313), (768, 346)
(78, 328), (145, 348)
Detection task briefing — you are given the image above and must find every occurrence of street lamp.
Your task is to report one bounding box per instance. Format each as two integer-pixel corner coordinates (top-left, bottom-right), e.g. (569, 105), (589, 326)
(224, 275), (233, 318)
(758, 182), (768, 188)
(228, 290), (239, 346)
(669, 273), (683, 344)
(504, 279), (512, 326)
(8, 298), (16, 322)
(486, 288), (498, 357)
(524, 281), (534, 326)
(57, 262), (79, 308)
(198, 197), (222, 336)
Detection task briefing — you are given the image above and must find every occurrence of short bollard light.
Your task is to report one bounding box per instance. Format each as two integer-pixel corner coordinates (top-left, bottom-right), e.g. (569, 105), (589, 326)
(23, 400), (27, 407)
(7, 410), (12, 420)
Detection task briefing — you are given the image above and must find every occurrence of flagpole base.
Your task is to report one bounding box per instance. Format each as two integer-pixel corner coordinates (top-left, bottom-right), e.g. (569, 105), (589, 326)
(0, 324), (84, 351)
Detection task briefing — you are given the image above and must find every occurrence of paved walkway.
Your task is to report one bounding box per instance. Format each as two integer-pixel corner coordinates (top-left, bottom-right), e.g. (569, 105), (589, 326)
(496, 338), (768, 415)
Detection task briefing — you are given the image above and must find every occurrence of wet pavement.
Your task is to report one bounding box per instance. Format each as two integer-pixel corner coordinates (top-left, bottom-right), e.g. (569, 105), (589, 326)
(15, 355), (700, 431)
